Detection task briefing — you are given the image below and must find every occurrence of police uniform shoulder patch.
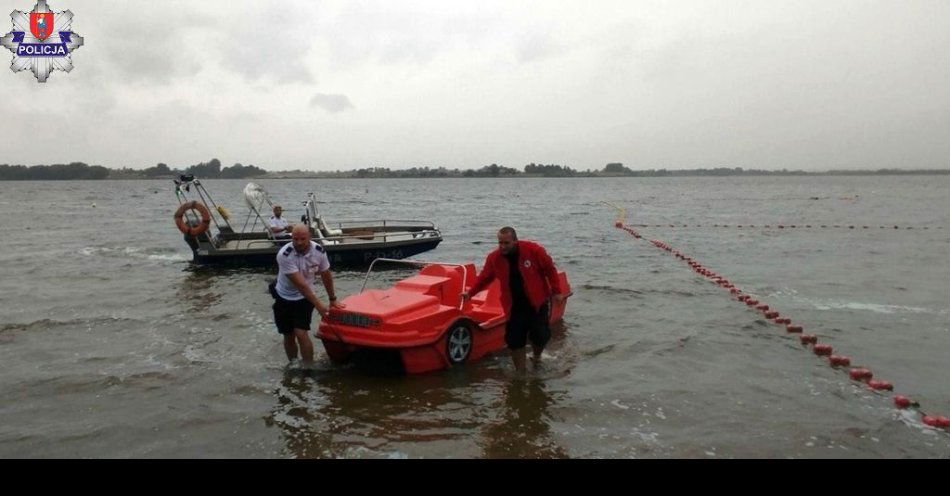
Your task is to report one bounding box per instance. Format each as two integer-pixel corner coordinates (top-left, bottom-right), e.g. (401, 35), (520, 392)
(312, 242), (325, 253)
(282, 245), (294, 256)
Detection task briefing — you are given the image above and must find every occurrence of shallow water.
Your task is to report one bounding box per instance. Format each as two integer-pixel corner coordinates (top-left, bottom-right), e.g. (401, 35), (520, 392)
(1, 176), (949, 458)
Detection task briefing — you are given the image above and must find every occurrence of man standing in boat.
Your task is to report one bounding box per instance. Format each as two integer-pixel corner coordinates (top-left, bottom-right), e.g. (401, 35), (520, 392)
(462, 227), (569, 372)
(269, 204), (293, 239)
(272, 225), (342, 367)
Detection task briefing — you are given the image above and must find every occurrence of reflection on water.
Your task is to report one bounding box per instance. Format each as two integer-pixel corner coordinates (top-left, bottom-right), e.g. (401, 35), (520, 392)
(479, 378), (568, 458)
(264, 367), (476, 458)
(264, 361), (573, 458)
(261, 317), (576, 458)
(264, 371), (334, 458)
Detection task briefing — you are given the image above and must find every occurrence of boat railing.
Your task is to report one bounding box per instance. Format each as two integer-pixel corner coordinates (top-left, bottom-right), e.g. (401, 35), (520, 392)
(326, 219), (437, 230)
(242, 239), (289, 249)
(318, 228), (440, 244)
(360, 258), (470, 310)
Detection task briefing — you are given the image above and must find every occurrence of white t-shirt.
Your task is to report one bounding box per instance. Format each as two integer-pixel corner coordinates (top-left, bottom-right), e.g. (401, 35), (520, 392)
(275, 241), (331, 301)
(269, 215), (290, 233)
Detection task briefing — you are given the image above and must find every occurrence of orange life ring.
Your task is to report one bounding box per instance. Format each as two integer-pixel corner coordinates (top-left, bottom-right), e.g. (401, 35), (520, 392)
(174, 201), (211, 236)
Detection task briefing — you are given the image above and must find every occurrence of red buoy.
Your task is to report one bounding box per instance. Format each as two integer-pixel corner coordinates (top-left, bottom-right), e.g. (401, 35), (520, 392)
(765, 311), (779, 319)
(756, 304), (769, 311)
(923, 416), (941, 427)
(746, 299), (759, 306)
(939, 417), (950, 428)
(849, 368), (872, 381)
(868, 380), (893, 391)
(829, 355), (851, 367)
(893, 396), (912, 409)
(786, 325), (803, 333)
(800, 334), (817, 345)
(813, 344), (832, 355)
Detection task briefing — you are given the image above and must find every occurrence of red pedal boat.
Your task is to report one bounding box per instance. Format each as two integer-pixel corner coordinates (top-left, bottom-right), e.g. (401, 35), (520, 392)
(317, 258), (571, 374)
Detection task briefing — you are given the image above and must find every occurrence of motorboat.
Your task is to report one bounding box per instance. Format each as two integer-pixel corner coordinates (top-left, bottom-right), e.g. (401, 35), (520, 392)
(172, 175), (442, 267)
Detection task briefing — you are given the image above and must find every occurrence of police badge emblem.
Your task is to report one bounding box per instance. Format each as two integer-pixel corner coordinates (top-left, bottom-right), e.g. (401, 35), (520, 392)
(1, 0), (83, 82)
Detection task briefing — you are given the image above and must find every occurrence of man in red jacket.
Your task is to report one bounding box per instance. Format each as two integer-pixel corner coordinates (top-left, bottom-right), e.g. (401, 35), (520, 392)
(462, 227), (569, 372)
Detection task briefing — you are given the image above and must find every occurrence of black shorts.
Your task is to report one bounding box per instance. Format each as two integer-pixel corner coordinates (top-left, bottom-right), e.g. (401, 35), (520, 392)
(273, 296), (314, 334)
(505, 302), (550, 349)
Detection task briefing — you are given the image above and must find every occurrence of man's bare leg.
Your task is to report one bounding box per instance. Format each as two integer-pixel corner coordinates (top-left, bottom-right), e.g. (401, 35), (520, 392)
(511, 347), (527, 372)
(295, 328), (314, 365)
(283, 333), (298, 361)
(530, 346), (543, 367)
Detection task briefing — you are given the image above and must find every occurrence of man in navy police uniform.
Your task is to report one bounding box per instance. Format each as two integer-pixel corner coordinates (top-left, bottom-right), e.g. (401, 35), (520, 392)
(272, 225), (343, 367)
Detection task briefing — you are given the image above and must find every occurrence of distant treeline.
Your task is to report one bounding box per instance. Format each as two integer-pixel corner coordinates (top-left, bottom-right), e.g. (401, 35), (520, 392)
(0, 158), (266, 180)
(1, 159), (948, 180)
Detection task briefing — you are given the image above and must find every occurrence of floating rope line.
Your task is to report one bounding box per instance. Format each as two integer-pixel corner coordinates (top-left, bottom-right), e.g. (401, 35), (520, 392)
(612, 218), (950, 430)
(627, 224), (941, 230)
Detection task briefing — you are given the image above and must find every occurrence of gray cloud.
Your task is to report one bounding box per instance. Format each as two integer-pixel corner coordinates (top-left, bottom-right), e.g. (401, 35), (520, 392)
(67, 2), (214, 86)
(320, 3), (508, 68)
(2, 0), (948, 171)
(214, 5), (317, 84)
(310, 93), (353, 113)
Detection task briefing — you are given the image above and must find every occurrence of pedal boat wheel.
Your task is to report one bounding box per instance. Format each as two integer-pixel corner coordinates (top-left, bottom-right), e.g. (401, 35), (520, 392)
(446, 322), (473, 365)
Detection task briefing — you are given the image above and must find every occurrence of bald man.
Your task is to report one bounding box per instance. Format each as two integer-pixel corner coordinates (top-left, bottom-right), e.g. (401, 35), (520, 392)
(271, 225), (343, 366)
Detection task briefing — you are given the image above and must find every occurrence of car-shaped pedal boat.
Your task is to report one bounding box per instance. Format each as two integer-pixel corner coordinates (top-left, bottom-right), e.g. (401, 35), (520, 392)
(317, 258), (571, 374)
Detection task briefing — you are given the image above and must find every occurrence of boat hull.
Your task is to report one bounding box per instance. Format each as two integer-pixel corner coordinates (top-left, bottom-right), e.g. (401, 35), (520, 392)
(188, 237), (442, 267)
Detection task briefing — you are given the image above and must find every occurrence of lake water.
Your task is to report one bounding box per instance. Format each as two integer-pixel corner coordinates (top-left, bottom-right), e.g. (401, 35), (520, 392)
(1, 176), (948, 458)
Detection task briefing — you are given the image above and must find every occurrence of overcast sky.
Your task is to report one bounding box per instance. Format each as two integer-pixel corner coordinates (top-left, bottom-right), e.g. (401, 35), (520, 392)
(2, 0), (949, 171)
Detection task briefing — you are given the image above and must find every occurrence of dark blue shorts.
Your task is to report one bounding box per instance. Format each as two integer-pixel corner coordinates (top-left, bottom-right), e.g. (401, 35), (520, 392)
(505, 302), (550, 349)
(273, 296), (314, 334)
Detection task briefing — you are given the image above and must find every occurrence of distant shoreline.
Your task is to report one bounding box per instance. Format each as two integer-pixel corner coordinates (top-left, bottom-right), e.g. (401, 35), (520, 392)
(2, 160), (948, 180)
(3, 171), (950, 180)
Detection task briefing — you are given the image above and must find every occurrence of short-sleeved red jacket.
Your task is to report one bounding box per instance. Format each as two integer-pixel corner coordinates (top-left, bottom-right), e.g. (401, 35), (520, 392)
(468, 240), (564, 314)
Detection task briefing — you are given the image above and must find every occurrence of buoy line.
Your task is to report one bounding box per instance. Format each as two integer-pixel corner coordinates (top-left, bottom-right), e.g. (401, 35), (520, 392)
(603, 203), (950, 430)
